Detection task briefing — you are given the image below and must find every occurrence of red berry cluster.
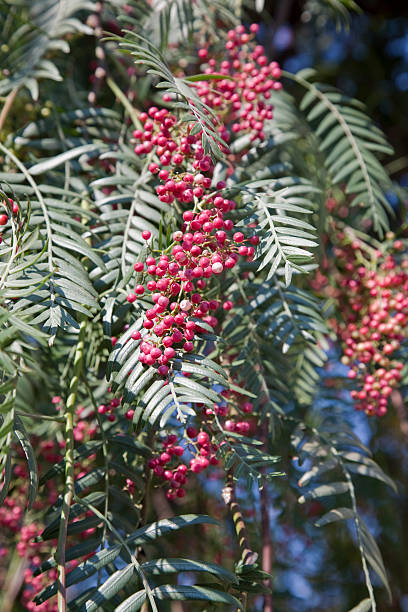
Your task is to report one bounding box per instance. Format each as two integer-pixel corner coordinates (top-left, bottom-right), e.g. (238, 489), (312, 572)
(126, 209), (258, 374)
(147, 388), (254, 500)
(147, 434), (189, 501)
(96, 394), (122, 424)
(0, 197), (20, 245)
(0, 197), (18, 227)
(133, 107), (219, 196)
(132, 24), (281, 179)
(321, 237), (408, 416)
(0, 444), (60, 611)
(147, 428), (222, 501)
(195, 23), (281, 142)
(127, 26), (277, 374)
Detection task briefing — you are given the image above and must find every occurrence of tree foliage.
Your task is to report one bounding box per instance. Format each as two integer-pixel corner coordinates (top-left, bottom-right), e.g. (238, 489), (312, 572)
(0, 1), (406, 611)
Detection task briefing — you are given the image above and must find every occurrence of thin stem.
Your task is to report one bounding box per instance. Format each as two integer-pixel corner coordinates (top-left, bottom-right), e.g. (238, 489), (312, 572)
(0, 87), (18, 132)
(82, 377), (110, 585)
(16, 411), (64, 422)
(334, 448), (377, 611)
(56, 319), (87, 612)
(106, 77), (142, 130)
(302, 420), (378, 611)
(222, 472), (257, 565)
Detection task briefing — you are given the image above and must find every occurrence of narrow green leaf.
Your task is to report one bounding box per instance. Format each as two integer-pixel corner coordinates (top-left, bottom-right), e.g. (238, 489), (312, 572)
(151, 585), (243, 609)
(14, 416), (38, 509)
(141, 558), (237, 584)
(298, 482), (349, 504)
(315, 507), (354, 527)
(78, 564), (135, 612)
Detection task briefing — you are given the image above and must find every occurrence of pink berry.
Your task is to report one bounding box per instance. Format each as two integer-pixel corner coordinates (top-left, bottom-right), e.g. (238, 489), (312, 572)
(197, 431), (209, 445)
(187, 426), (197, 438)
(212, 262), (223, 274)
(160, 452), (171, 464)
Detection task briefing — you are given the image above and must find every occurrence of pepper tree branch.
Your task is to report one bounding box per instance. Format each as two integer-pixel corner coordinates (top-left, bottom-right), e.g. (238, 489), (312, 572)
(56, 319), (87, 612)
(222, 471), (258, 565)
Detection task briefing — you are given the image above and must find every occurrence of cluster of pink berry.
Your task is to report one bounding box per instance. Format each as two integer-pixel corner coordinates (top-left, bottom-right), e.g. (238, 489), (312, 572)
(147, 429), (220, 501)
(126, 214), (258, 374)
(96, 394), (122, 424)
(133, 108), (219, 195)
(147, 389), (254, 500)
(126, 26), (280, 375)
(195, 23), (281, 142)
(147, 433), (189, 501)
(132, 24), (281, 180)
(0, 197), (18, 227)
(0, 197), (19, 245)
(217, 390), (254, 434)
(327, 240), (408, 416)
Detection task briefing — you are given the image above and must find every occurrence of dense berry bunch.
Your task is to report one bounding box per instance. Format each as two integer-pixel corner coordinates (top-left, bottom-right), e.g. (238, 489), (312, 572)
(127, 209), (258, 374)
(147, 388), (253, 500)
(320, 236), (408, 416)
(147, 434), (189, 501)
(127, 25), (276, 375)
(133, 107), (219, 199)
(132, 24), (281, 191)
(195, 23), (281, 142)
